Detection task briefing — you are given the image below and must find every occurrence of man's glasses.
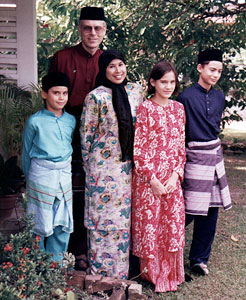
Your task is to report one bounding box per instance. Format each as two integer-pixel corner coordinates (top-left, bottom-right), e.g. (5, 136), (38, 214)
(81, 25), (105, 34)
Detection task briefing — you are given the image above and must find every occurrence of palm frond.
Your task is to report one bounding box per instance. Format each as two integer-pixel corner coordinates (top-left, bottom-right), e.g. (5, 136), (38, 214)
(0, 80), (43, 159)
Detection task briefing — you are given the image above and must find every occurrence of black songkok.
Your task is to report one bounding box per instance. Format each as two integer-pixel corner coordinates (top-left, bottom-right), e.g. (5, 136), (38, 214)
(79, 7), (105, 21)
(42, 72), (70, 93)
(198, 49), (223, 64)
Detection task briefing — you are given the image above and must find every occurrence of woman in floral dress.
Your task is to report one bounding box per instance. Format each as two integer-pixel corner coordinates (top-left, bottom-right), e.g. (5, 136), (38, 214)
(80, 50), (144, 279)
(132, 61), (186, 292)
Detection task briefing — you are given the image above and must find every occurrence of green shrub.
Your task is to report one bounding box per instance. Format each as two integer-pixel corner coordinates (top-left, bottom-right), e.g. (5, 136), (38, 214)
(0, 216), (69, 300)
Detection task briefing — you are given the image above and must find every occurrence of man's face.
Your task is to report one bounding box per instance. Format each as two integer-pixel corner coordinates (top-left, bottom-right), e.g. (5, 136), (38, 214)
(79, 20), (106, 54)
(197, 61), (223, 90)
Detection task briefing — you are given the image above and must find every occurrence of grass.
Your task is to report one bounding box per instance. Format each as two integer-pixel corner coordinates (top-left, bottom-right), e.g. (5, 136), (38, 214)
(140, 155), (246, 300)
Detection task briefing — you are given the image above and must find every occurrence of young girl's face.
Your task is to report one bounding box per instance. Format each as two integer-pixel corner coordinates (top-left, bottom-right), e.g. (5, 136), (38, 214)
(151, 71), (176, 101)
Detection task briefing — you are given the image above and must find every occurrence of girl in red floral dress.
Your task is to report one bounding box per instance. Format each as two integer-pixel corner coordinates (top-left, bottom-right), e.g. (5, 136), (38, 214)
(132, 61), (186, 292)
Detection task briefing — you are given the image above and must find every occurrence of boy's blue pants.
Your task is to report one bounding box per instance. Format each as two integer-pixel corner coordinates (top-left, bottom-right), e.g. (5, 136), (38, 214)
(185, 207), (219, 266)
(39, 226), (70, 262)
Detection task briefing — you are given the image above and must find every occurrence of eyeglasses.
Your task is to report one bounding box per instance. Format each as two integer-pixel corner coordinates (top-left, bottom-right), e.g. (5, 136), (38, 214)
(81, 25), (105, 34)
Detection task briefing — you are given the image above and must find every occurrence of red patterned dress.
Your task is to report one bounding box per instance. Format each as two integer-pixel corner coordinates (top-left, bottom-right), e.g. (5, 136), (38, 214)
(132, 99), (186, 292)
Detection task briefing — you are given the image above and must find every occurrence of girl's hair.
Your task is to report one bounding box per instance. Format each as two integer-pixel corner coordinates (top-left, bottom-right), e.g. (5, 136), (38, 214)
(147, 61), (180, 96)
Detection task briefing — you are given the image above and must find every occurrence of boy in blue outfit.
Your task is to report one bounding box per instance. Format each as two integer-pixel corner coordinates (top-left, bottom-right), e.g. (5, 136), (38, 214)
(177, 49), (232, 276)
(22, 72), (76, 262)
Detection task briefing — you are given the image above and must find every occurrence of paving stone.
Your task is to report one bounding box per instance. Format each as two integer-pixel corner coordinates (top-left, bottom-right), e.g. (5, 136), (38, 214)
(121, 280), (138, 287)
(128, 283), (147, 299)
(67, 270), (86, 289)
(128, 294), (147, 300)
(86, 275), (114, 294)
(109, 288), (126, 300)
(84, 275), (143, 296)
(85, 275), (103, 287)
(109, 279), (131, 289)
(128, 284), (147, 299)
(128, 283), (142, 295)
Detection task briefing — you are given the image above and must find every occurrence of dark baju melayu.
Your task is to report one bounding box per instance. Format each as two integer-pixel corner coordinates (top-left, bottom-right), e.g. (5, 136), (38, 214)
(49, 43), (102, 108)
(177, 82), (232, 267)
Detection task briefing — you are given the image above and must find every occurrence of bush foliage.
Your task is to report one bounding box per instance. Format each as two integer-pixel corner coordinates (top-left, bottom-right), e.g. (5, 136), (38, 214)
(0, 217), (67, 300)
(37, 0), (246, 123)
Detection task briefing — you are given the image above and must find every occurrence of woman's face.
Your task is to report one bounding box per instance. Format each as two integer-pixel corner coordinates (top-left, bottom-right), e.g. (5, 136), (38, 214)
(106, 59), (127, 84)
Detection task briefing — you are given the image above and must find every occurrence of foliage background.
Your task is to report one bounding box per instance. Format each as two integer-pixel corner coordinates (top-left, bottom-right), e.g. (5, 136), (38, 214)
(37, 0), (246, 122)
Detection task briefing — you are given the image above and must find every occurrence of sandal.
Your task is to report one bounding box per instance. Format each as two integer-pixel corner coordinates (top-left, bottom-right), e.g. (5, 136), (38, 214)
(74, 255), (88, 272)
(185, 273), (193, 282)
(191, 263), (209, 276)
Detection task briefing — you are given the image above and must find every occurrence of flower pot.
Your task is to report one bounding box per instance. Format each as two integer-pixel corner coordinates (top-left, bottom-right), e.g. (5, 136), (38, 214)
(0, 194), (17, 218)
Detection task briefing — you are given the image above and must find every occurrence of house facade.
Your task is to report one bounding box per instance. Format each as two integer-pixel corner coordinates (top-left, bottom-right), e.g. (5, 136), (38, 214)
(0, 0), (37, 88)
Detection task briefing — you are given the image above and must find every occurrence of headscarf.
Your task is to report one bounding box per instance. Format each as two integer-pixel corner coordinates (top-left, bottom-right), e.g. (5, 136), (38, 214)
(95, 49), (134, 162)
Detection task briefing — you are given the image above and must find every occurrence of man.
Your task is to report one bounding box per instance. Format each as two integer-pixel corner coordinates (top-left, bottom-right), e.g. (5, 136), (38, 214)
(49, 7), (106, 269)
(49, 6), (106, 110)
(177, 49), (232, 276)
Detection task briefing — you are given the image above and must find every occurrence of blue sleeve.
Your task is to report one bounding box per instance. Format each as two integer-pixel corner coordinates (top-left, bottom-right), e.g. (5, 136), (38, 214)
(22, 117), (36, 179)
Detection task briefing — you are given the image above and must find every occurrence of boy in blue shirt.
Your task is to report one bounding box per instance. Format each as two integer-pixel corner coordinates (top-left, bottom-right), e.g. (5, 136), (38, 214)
(22, 72), (76, 262)
(178, 49), (232, 276)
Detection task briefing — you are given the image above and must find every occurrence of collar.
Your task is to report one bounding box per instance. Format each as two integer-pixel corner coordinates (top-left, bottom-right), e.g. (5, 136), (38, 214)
(76, 42), (101, 58)
(195, 82), (213, 93)
(42, 108), (65, 118)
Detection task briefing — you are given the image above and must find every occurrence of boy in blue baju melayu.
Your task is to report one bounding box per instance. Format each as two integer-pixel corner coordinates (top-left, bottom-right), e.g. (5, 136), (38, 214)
(22, 72), (76, 262)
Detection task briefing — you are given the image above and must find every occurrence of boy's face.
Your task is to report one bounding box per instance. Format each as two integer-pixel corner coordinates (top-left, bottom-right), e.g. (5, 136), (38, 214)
(197, 61), (223, 90)
(41, 86), (68, 116)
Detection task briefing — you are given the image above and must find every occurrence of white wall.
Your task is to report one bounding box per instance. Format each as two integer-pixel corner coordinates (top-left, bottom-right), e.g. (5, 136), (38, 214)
(0, 0), (37, 88)
(16, 0), (37, 88)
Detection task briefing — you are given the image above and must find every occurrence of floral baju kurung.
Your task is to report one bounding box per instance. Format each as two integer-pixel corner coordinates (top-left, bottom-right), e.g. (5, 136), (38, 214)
(132, 99), (186, 292)
(80, 83), (144, 279)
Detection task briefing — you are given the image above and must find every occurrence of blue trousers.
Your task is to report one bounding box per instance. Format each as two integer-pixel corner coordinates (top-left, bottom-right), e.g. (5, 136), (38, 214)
(185, 207), (219, 267)
(39, 226), (70, 262)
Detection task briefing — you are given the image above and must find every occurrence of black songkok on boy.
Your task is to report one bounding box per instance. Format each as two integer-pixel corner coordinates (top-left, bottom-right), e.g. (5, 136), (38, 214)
(95, 49), (134, 162)
(42, 72), (70, 93)
(198, 49), (223, 64)
(79, 7), (105, 21)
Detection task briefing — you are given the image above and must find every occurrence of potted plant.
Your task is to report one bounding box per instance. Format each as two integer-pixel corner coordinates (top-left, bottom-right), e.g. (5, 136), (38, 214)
(0, 154), (25, 218)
